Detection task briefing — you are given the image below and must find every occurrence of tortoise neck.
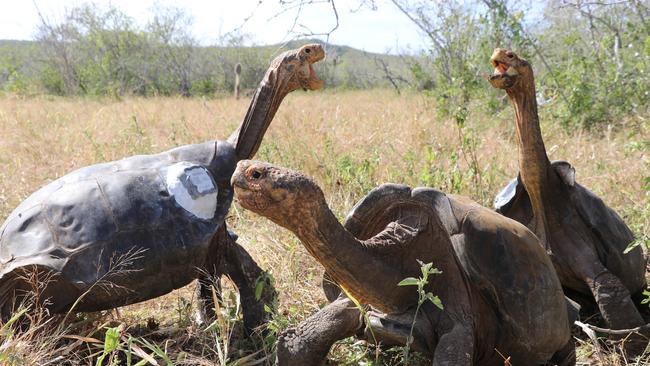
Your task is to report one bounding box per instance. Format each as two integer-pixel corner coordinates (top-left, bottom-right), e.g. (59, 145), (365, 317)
(507, 73), (551, 244)
(228, 68), (289, 160)
(292, 203), (414, 313)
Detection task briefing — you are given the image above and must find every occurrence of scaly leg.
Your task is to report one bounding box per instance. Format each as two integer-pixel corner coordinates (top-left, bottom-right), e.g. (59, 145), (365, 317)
(588, 269), (647, 356)
(431, 325), (473, 366)
(276, 296), (363, 366)
(222, 229), (276, 334)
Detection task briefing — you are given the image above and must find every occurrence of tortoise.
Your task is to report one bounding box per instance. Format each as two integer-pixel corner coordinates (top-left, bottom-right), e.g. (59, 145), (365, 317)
(0, 44), (325, 332)
(488, 48), (647, 348)
(231, 160), (575, 365)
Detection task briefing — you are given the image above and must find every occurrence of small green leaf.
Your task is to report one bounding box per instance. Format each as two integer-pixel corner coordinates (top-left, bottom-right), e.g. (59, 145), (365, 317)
(642, 290), (650, 306)
(624, 239), (641, 254)
(96, 326), (121, 366)
(254, 278), (265, 301)
(427, 293), (444, 310)
(104, 327), (120, 353)
(398, 277), (420, 287)
(0, 307), (28, 337)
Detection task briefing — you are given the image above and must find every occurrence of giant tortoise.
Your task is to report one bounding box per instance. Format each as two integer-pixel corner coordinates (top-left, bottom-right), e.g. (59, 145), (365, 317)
(488, 48), (647, 352)
(0, 44), (325, 332)
(231, 160), (574, 365)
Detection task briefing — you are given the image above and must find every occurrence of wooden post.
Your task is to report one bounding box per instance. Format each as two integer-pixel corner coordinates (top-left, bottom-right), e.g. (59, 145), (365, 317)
(234, 63), (241, 100)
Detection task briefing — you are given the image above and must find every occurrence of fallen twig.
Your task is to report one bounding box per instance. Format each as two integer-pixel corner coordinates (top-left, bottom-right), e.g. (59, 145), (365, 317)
(574, 320), (650, 336)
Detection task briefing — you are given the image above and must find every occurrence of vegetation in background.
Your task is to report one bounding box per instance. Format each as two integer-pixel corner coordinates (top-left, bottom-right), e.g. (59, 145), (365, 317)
(0, 3), (410, 98)
(1, 1), (648, 129)
(389, 0), (649, 129)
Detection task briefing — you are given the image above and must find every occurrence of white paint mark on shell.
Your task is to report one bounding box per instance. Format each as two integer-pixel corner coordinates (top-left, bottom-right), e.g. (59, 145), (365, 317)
(494, 177), (518, 210)
(165, 162), (218, 220)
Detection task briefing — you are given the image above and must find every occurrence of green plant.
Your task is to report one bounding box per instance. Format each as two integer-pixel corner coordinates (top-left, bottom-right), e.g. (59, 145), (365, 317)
(397, 260), (443, 364)
(96, 325), (122, 366)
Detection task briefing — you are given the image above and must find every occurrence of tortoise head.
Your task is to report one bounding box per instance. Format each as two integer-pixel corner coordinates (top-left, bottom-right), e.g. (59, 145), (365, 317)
(229, 44), (325, 161)
(488, 48), (532, 90)
(272, 43), (325, 93)
(231, 160), (326, 230)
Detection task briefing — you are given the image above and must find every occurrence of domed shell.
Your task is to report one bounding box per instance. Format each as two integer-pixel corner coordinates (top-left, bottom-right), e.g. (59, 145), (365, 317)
(0, 140), (236, 312)
(495, 160), (645, 295)
(343, 184), (569, 362)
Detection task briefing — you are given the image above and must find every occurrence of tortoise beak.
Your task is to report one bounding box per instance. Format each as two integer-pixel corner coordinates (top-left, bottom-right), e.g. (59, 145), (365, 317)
(306, 45), (325, 90)
(231, 161), (251, 189)
(488, 48), (519, 89)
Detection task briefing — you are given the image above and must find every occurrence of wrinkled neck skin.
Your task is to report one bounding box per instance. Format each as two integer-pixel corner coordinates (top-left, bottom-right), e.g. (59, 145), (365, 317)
(288, 201), (464, 318)
(228, 67), (289, 160)
(291, 203), (408, 313)
(507, 73), (552, 246)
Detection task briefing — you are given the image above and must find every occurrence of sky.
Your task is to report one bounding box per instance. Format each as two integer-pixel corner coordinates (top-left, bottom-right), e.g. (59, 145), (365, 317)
(0, 0), (428, 53)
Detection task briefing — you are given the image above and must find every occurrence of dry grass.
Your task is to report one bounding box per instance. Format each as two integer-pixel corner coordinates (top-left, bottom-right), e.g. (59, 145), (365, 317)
(0, 89), (648, 365)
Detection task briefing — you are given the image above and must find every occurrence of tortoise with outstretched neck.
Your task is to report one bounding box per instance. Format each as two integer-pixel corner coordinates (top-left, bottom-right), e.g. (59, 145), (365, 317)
(488, 48), (647, 351)
(232, 160), (574, 365)
(0, 44), (325, 332)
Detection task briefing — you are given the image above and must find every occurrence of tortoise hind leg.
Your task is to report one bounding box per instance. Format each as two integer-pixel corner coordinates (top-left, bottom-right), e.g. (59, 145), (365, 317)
(588, 270), (647, 356)
(195, 272), (222, 325)
(277, 296), (363, 365)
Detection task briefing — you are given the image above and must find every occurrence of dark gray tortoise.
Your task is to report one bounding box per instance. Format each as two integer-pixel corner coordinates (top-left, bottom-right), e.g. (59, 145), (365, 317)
(488, 48), (647, 353)
(231, 160), (574, 366)
(0, 44), (325, 333)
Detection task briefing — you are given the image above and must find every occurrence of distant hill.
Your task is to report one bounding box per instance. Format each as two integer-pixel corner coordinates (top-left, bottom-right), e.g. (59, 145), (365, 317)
(0, 38), (417, 95)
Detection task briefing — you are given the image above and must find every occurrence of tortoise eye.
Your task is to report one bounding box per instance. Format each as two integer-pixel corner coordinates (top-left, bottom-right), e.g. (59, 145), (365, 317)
(251, 170), (262, 179)
(305, 48), (311, 54)
(506, 52), (514, 58)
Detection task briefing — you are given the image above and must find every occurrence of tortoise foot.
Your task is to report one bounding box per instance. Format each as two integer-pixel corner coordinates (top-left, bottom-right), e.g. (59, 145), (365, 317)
(276, 296), (362, 366)
(590, 271), (647, 356)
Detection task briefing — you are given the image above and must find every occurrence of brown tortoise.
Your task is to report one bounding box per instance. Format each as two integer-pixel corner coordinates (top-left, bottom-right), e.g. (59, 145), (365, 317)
(231, 160), (574, 365)
(0, 45), (324, 333)
(488, 48), (647, 351)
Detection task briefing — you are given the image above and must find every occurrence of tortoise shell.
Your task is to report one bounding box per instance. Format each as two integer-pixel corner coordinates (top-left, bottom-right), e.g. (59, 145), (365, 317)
(343, 184), (570, 363)
(494, 160), (645, 295)
(0, 140), (235, 312)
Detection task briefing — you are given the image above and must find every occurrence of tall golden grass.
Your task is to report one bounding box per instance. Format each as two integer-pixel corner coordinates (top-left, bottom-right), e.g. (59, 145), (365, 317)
(0, 90), (648, 364)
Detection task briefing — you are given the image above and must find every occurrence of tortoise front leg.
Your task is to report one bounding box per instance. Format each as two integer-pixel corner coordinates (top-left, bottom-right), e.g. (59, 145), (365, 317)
(587, 269), (647, 355)
(276, 296), (363, 366)
(431, 325), (473, 366)
(197, 225), (275, 334)
(222, 229), (276, 334)
(196, 227), (229, 326)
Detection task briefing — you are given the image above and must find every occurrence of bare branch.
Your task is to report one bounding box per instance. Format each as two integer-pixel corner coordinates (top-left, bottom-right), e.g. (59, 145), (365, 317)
(374, 56), (408, 94)
(575, 320), (650, 336)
